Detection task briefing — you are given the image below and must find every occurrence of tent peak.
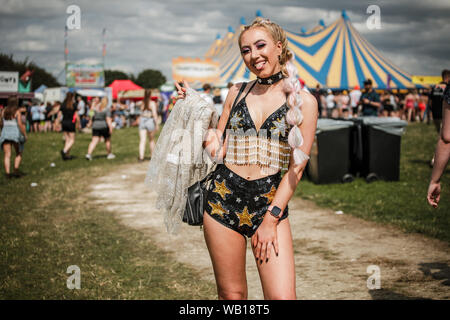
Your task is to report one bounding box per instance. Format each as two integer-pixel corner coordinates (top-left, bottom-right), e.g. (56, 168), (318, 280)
(341, 10), (349, 20)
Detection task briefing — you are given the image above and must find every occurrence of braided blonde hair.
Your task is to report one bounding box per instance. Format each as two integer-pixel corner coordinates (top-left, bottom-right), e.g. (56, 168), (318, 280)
(238, 17), (293, 77)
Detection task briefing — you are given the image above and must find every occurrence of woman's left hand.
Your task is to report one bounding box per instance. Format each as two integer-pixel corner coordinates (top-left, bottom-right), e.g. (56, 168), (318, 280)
(251, 213), (279, 263)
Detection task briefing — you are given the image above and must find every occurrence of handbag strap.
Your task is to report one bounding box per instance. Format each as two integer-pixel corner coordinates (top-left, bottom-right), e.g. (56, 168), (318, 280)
(201, 161), (218, 186)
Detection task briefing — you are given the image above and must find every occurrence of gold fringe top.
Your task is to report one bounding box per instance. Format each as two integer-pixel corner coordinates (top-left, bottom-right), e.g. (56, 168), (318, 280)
(224, 131), (291, 172)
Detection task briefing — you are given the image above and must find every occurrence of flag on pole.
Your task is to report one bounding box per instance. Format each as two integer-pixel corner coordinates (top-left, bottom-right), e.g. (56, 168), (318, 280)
(102, 28), (106, 57)
(64, 25), (69, 56)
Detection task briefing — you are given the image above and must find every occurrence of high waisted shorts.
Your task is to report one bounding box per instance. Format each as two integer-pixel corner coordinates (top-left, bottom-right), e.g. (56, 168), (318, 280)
(204, 163), (288, 238)
(139, 117), (156, 132)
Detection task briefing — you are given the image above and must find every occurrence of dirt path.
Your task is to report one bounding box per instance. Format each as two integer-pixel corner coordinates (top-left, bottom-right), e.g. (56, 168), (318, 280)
(89, 162), (450, 300)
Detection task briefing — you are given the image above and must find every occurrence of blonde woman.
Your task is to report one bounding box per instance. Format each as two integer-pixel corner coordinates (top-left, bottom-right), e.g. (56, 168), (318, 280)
(85, 97), (115, 160)
(138, 89), (159, 162)
(176, 18), (317, 300)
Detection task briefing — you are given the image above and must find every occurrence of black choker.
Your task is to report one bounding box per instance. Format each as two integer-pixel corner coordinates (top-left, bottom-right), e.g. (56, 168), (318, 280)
(257, 71), (284, 85)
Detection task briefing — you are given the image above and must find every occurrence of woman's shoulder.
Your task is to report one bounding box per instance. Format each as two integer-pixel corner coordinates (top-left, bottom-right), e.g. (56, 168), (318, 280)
(226, 81), (255, 102)
(299, 89), (318, 108)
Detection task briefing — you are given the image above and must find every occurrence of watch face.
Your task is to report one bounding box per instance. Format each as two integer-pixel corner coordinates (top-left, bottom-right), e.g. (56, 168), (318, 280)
(271, 206), (282, 217)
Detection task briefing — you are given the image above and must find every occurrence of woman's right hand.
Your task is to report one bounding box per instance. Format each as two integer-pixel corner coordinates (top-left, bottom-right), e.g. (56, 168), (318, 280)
(427, 180), (441, 208)
(174, 80), (190, 100)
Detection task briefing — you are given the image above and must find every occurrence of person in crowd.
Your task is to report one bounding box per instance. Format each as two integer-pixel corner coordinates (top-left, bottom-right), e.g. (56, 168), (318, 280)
(123, 99), (131, 128)
(30, 101), (41, 132)
(77, 96), (88, 129)
(58, 92), (80, 160)
(340, 90), (350, 118)
(43, 102), (53, 132)
(334, 91), (342, 118)
(399, 92), (406, 120)
(359, 79), (381, 116)
(38, 102), (46, 131)
(404, 90), (416, 122)
(18, 102), (28, 132)
(200, 83), (214, 105)
(389, 90), (400, 118)
(350, 85), (362, 117)
(325, 89), (335, 118)
(153, 90), (164, 126)
(429, 71), (449, 133)
(381, 91), (394, 117)
(429, 69), (450, 166)
(417, 89), (428, 122)
(24, 101), (32, 132)
(0, 96), (27, 179)
(49, 101), (61, 132)
(85, 96), (115, 161)
(412, 89), (421, 122)
(312, 84), (323, 118)
(427, 81), (450, 208)
(221, 82), (234, 113)
(213, 87), (224, 119)
(423, 88), (433, 124)
(87, 98), (96, 120)
(138, 89), (159, 162)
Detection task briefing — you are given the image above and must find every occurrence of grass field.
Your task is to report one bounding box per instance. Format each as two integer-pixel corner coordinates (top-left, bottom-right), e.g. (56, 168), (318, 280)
(0, 128), (215, 299)
(0, 121), (449, 299)
(296, 122), (450, 243)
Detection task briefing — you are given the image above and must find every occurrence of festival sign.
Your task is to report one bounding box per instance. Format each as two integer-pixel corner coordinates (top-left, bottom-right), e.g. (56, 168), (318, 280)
(66, 63), (105, 88)
(0, 71), (19, 92)
(412, 75), (442, 86)
(172, 57), (220, 84)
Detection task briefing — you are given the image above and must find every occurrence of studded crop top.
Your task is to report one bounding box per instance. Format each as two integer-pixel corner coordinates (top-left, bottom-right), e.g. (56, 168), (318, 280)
(221, 81), (292, 173)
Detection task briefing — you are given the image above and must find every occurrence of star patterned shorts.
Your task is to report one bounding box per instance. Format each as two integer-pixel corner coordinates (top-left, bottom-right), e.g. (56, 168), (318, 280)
(204, 163), (289, 238)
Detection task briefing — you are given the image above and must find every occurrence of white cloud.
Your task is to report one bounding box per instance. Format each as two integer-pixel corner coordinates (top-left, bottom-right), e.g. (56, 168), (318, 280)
(0, 0), (448, 81)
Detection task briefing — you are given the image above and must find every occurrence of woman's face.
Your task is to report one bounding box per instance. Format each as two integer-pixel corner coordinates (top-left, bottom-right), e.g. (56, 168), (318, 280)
(240, 27), (282, 78)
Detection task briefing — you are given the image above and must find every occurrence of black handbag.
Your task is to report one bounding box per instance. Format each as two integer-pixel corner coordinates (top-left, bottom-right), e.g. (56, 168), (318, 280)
(183, 163), (217, 226)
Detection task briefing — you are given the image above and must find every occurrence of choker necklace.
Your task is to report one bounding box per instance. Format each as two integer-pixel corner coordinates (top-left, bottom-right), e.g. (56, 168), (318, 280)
(257, 71), (284, 85)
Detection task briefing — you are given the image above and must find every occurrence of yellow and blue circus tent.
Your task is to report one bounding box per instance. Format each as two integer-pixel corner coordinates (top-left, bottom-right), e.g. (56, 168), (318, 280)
(205, 10), (418, 89)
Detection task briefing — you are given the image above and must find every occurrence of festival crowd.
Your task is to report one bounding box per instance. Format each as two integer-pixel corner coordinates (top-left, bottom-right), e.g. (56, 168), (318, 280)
(1, 70), (449, 180)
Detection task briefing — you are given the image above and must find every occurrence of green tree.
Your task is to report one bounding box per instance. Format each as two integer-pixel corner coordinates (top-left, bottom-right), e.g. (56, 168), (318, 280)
(135, 69), (166, 89)
(104, 69), (130, 86)
(0, 53), (60, 90)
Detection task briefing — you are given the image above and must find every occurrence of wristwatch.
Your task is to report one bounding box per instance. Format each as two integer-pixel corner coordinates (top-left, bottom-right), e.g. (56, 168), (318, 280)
(268, 205), (282, 219)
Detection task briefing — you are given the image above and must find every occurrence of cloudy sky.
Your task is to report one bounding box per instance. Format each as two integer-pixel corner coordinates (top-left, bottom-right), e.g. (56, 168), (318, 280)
(1, 0), (449, 83)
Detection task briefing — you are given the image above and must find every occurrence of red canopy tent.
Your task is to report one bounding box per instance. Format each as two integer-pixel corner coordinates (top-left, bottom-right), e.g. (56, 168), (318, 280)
(108, 80), (143, 99)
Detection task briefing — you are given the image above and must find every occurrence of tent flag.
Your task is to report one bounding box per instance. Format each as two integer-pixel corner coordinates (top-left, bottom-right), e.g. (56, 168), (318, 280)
(205, 10), (417, 89)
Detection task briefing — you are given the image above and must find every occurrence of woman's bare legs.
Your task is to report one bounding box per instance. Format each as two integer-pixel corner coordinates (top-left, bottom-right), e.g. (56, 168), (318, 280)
(63, 132), (75, 155)
(13, 142), (22, 172)
(87, 136), (100, 155)
(253, 218), (296, 300)
(105, 137), (112, 155)
(148, 130), (156, 158)
(139, 129), (147, 160)
(203, 212), (248, 300)
(3, 142), (12, 174)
